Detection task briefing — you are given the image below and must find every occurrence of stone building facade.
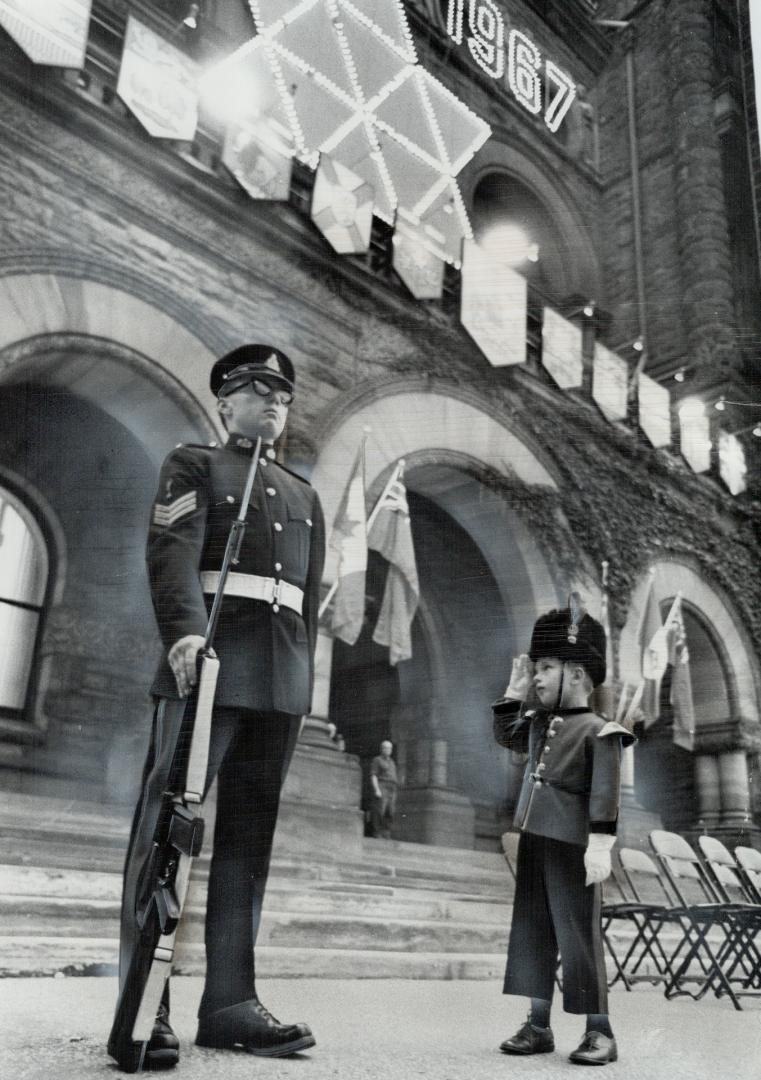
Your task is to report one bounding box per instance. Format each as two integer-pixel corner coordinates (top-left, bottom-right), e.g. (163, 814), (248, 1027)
(0, 0), (759, 856)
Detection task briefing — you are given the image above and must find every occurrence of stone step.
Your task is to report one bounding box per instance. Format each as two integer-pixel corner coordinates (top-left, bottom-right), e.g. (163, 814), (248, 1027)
(0, 937), (509, 980)
(0, 893), (510, 954)
(0, 865), (510, 925)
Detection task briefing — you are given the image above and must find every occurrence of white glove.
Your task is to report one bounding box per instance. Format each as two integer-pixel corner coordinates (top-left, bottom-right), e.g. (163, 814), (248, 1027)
(168, 634), (207, 698)
(584, 833), (616, 886)
(504, 654), (533, 701)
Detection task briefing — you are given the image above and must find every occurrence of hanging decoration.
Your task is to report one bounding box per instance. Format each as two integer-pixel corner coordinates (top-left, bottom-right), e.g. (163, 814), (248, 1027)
(718, 430), (747, 495)
(311, 155), (374, 254)
(392, 211), (445, 300)
(679, 401), (711, 474)
(637, 371), (672, 448)
(460, 238), (527, 367)
(117, 17), (199, 140)
(0, 0), (92, 68)
(202, 0), (491, 263)
(222, 117), (294, 200)
(541, 308), (583, 389)
(592, 343), (629, 422)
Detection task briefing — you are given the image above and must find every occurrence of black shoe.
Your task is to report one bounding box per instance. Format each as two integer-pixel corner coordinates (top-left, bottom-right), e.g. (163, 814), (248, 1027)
(145, 1003), (180, 1070)
(196, 998), (315, 1057)
(569, 1031), (618, 1065)
(500, 1021), (555, 1055)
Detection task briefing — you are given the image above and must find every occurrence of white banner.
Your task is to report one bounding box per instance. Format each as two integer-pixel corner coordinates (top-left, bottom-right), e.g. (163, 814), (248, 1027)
(117, 17), (199, 141)
(0, 0), (91, 67)
(392, 216), (445, 300)
(542, 308), (583, 389)
(718, 430), (747, 495)
(311, 156), (374, 255)
(592, 343), (628, 422)
(679, 409), (711, 474)
(222, 120), (293, 201)
(460, 239), (527, 367)
(637, 371), (672, 447)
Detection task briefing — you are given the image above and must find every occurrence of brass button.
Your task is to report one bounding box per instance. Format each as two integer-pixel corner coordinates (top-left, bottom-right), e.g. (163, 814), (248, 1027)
(275, 562), (282, 572)
(272, 603), (280, 613)
(544, 746), (551, 753)
(306, 518), (312, 527)
(266, 487), (276, 496)
(537, 763), (546, 773)
(226, 495), (235, 503)
(274, 522), (283, 532)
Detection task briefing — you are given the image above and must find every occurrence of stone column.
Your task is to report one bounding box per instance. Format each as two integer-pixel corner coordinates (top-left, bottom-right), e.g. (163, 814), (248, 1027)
(298, 628), (336, 748)
(278, 627), (364, 853)
(718, 751), (751, 830)
(666, 0), (737, 380)
(430, 738), (448, 786)
(693, 754), (721, 831)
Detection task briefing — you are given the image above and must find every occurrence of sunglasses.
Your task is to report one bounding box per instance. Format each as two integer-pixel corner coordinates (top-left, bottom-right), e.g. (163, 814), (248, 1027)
(223, 376), (293, 406)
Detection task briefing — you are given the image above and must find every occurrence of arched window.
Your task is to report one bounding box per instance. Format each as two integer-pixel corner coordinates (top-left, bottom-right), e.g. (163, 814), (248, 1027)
(0, 487), (49, 719)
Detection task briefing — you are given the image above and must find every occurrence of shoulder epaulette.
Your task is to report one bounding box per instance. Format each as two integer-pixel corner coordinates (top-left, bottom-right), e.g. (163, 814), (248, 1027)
(597, 720), (636, 745)
(273, 460), (312, 486)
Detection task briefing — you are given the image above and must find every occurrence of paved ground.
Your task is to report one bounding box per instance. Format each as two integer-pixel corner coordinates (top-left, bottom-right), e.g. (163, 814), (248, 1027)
(0, 977), (758, 1080)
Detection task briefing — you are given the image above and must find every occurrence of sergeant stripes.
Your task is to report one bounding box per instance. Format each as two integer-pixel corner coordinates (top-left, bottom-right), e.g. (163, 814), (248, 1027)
(153, 491), (198, 527)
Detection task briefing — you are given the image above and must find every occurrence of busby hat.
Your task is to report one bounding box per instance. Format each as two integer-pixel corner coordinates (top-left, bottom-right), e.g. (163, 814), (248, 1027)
(529, 596), (607, 687)
(210, 344), (295, 397)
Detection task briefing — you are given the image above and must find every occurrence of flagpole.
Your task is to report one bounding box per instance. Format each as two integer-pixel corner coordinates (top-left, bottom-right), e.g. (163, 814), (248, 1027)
(318, 457), (405, 620)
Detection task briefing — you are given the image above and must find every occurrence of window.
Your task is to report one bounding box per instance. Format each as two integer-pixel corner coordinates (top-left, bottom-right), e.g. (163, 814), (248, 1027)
(0, 489), (48, 718)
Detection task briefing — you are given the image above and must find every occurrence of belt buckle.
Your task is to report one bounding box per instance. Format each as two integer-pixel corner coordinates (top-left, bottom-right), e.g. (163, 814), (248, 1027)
(272, 578), (284, 606)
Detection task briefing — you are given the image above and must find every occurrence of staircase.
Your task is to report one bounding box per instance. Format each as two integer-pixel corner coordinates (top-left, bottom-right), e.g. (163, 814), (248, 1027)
(0, 793), (513, 979)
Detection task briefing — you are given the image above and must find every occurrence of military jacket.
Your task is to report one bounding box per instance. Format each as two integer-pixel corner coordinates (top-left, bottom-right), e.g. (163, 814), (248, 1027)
(492, 697), (634, 847)
(147, 436), (325, 715)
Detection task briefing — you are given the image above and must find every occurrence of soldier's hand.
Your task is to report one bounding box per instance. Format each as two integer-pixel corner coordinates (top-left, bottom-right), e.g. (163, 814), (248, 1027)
(168, 634), (206, 698)
(505, 654), (533, 701)
(584, 834), (616, 886)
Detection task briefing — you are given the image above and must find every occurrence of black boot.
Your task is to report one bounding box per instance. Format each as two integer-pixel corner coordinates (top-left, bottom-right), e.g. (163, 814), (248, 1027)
(145, 1003), (179, 1070)
(196, 998), (315, 1057)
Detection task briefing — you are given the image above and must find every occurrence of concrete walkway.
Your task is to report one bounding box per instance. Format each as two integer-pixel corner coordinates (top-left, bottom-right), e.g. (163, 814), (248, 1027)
(0, 978), (758, 1080)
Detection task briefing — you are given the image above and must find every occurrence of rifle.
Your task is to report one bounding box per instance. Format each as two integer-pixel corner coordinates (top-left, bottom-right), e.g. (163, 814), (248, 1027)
(108, 437), (263, 1072)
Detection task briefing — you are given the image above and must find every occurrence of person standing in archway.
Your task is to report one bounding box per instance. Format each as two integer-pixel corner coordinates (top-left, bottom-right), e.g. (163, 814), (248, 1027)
(491, 603), (633, 1067)
(110, 344), (325, 1069)
(369, 739), (398, 839)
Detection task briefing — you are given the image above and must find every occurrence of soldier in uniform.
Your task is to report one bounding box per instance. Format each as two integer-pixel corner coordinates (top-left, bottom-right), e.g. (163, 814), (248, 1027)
(112, 344), (325, 1068)
(491, 600), (633, 1067)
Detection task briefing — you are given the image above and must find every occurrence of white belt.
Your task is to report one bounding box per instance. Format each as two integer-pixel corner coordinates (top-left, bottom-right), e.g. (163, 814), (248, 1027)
(200, 571), (304, 615)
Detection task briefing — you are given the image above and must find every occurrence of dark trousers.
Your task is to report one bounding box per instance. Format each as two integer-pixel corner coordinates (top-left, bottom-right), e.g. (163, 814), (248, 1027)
(119, 699), (300, 1019)
(504, 831), (608, 1015)
(370, 784), (397, 838)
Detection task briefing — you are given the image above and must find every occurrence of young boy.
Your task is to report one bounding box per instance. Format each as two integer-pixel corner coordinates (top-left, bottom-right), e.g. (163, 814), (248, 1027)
(492, 600), (633, 1066)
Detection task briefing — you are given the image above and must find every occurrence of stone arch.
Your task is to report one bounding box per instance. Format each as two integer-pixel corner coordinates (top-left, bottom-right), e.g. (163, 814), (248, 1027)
(314, 383), (592, 841)
(619, 559), (760, 728)
(0, 273), (223, 449)
(461, 143), (600, 300)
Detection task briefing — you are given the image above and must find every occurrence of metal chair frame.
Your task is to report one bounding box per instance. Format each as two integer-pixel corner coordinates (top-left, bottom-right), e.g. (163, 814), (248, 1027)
(650, 830), (744, 1010)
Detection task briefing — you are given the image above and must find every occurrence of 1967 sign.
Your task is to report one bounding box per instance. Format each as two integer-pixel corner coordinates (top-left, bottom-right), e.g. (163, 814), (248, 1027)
(444, 0), (577, 133)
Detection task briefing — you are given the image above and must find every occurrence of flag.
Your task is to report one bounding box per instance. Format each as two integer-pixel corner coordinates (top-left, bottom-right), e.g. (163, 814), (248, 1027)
(367, 467), (419, 665)
(592, 561), (615, 718)
(328, 442), (368, 646)
(665, 596), (696, 752)
(637, 572), (668, 726)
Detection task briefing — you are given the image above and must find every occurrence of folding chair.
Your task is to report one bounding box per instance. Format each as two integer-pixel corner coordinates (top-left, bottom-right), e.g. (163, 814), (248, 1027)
(650, 829), (743, 1009)
(697, 836), (761, 996)
(735, 846), (761, 904)
(602, 847), (677, 990)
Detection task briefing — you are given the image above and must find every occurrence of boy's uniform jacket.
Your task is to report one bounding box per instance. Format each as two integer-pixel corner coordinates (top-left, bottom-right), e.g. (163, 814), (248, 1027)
(492, 698), (634, 845)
